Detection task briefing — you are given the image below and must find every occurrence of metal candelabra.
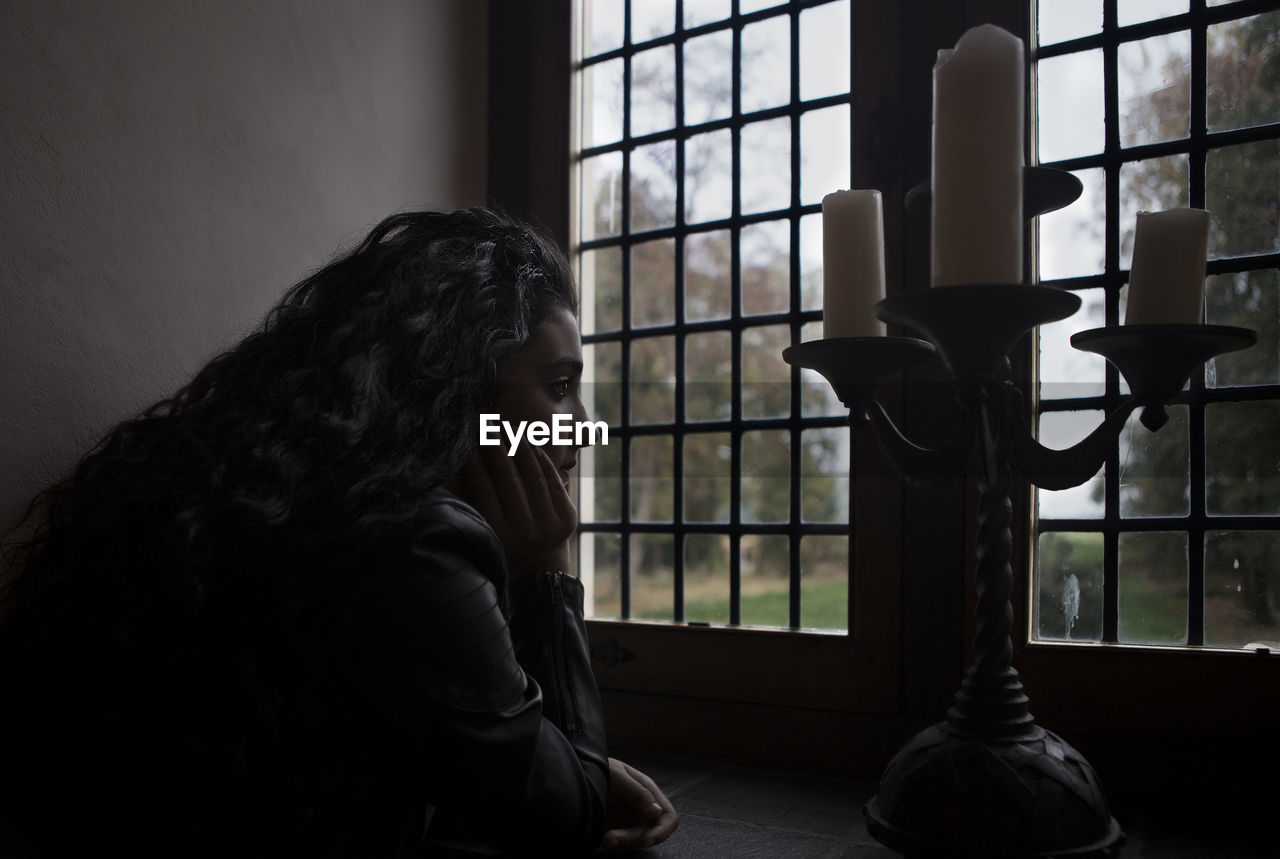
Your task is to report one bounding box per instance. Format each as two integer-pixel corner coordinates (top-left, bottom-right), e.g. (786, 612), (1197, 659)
(783, 169), (1256, 858)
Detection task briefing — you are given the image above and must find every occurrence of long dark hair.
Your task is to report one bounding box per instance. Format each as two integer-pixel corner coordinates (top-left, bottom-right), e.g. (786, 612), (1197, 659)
(0, 208), (577, 854)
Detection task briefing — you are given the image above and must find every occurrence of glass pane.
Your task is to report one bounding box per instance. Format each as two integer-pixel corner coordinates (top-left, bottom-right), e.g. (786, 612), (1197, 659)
(1038, 287), (1106, 401)
(1037, 168), (1105, 281)
(630, 533), (675, 620)
(582, 151), (623, 240)
(1119, 405), (1189, 518)
(684, 30), (733, 126)
(1206, 269), (1280, 387)
(686, 330), (732, 422)
(1037, 49), (1104, 163)
(741, 430), (790, 523)
(1205, 530), (1280, 648)
(630, 435), (674, 522)
(1208, 12), (1280, 133)
(684, 0), (731, 29)
(584, 531), (622, 618)
(1118, 530), (1188, 645)
(583, 0), (624, 57)
(740, 0), (784, 13)
(1207, 141), (1280, 259)
(1036, 410), (1106, 520)
(740, 219), (790, 316)
(585, 340), (622, 427)
(800, 104), (850, 206)
(685, 129), (733, 224)
(800, 427), (849, 523)
(632, 238), (675, 327)
(1119, 154), (1188, 269)
(582, 58), (624, 148)
(740, 534), (791, 627)
(631, 0), (675, 42)
(630, 140), (677, 232)
(631, 46), (676, 138)
(684, 432), (732, 523)
(799, 213), (823, 311)
(1037, 0), (1101, 46)
(684, 533), (731, 624)
(1036, 531), (1104, 641)
(1117, 0), (1188, 27)
(1207, 401), (1280, 515)
(800, 320), (844, 418)
(742, 324), (791, 419)
(1118, 31), (1191, 148)
(685, 229), (732, 321)
(741, 117), (792, 215)
(741, 15), (790, 113)
(801, 535), (848, 631)
(799, 0), (850, 101)
(630, 335), (676, 424)
(581, 421), (621, 522)
(581, 245), (622, 334)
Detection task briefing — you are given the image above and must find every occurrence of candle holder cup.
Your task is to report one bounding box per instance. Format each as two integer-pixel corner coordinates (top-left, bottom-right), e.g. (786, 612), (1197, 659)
(782, 336), (935, 427)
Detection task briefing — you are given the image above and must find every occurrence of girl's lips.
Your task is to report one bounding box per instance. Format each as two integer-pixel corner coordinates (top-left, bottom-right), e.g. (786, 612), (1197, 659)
(559, 461), (576, 485)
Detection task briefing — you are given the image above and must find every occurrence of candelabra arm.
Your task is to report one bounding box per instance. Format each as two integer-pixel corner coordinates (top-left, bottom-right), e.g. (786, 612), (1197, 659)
(1009, 396), (1143, 491)
(865, 397), (976, 485)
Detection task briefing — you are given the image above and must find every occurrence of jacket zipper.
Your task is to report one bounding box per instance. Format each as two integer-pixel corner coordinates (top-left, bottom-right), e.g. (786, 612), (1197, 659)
(547, 571), (581, 735)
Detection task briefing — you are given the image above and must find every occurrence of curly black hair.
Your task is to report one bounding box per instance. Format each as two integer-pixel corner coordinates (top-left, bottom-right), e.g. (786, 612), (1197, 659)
(0, 208), (578, 855)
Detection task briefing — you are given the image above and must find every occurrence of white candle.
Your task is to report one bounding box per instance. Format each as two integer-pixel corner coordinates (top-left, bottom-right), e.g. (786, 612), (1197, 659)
(1124, 208), (1211, 325)
(931, 24), (1025, 287)
(822, 189), (887, 338)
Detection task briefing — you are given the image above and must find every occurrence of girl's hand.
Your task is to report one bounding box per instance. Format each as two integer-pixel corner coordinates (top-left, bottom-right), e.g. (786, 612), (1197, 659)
(599, 758), (679, 852)
(460, 442), (576, 576)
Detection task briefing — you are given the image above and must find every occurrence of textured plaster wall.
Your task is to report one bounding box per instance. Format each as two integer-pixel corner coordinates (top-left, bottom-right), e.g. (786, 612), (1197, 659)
(0, 0), (487, 531)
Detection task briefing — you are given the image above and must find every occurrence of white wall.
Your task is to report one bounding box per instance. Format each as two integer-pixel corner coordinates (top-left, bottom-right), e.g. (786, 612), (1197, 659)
(0, 0), (488, 530)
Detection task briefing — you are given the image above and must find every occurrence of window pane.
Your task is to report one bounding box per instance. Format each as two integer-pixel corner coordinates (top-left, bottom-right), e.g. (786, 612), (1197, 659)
(740, 535), (790, 627)
(684, 229), (732, 321)
(800, 320), (845, 418)
(741, 15), (790, 113)
(631, 335), (676, 425)
(684, 29), (733, 126)
(683, 0), (730, 29)
(1036, 410), (1106, 520)
(741, 117), (792, 215)
(1037, 168), (1105, 281)
(584, 0), (624, 57)
(740, 0), (784, 13)
(684, 432), (731, 522)
(1037, 49), (1104, 162)
(740, 219), (789, 316)
(1208, 12), (1280, 133)
(631, 435), (674, 522)
(1036, 531), (1104, 641)
(1207, 141), (1280, 259)
(801, 535), (848, 631)
(1037, 0), (1101, 46)
(1205, 530), (1280, 648)
(631, 46), (676, 137)
(685, 129), (733, 224)
(581, 423), (621, 522)
(581, 245), (622, 334)
(800, 427), (849, 523)
(1117, 0), (1188, 28)
(800, 104), (850, 206)
(584, 531), (622, 618)
(741, 430), (790, 523)
(1119, 405), (1189, 518)
(686, 330), (732, 422)
(684, 534), (731, 624)
(799, 0), (850, 101)
(1206, 269), (1280, 388)
(631, 140), (677, 232)
(1118, 531), (1188, 645)
(1207, 401), (1280, 516)
(631, 533), (675, 620)
(1038, 287), (1107, 401)
(1119, 154), (1188, 270)
(1118, 31), (1191, 148)
(582, 58), (624, 148)
(631, 238), (675, 328)
(631, 0), (674, 42)
(742, 324), (791, 420)
(799, 213), (823, 311)
(582, 151), (623, 239)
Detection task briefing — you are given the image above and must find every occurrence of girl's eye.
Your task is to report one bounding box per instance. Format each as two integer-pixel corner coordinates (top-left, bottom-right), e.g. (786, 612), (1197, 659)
(550, 379), (570, 398)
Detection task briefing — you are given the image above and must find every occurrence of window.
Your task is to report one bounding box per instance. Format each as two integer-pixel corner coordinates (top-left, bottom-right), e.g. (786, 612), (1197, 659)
(1031, 0), (1279, 649)
(574, 0), (857, 631)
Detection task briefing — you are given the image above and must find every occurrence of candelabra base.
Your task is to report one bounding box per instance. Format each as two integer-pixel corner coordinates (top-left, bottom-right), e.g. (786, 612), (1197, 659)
(865, 721), (1124, 858)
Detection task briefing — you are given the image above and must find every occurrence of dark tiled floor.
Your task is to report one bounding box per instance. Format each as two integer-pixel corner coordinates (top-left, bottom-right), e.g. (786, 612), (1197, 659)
(620, 753), (1274, 858)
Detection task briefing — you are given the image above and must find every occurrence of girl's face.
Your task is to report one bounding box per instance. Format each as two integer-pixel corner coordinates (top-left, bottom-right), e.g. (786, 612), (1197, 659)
(492, 305), (589, 486)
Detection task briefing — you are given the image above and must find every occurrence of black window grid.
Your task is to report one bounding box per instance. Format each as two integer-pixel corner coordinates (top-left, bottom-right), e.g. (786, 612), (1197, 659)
(575, 0), (853, 629)
(1032, 0), (1280, 646)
